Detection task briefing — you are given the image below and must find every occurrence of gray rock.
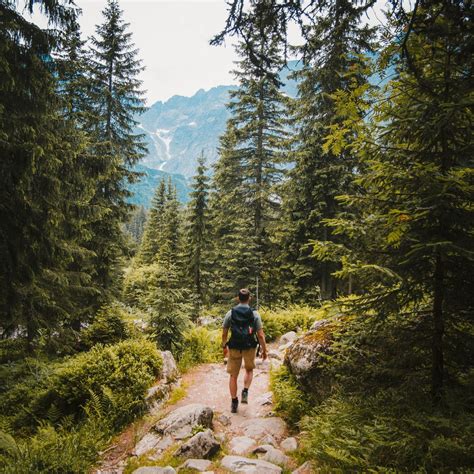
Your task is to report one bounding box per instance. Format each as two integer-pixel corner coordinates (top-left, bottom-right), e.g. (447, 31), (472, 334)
(179, 458), (212, 471)
(280, 331), (297, 345)
(174, 429), (220, 459)
(267, 350), (282, 361)
(253, 444), (274, 453)
(217, 413), (231, 426)
(146, 383), (172, 407)
(255, 391), (273, 406)
(280, 437), (298, 452)
(161, 350), (179, 382)
(133, 432), (162, 456)
(241, 417), (287, 440)
(220, 455), (282, 474)
(261, 447), (290, 467)
(155, 404), (213, 439)
(132, 467), (176, 474)
(310, 319), (328, 331)
(292, 461), (315, 474)
(277, 342), (292, 352)
(284, 318), (335, 395)
(229, 436), (257, 455)
(260, 434), (278, 447)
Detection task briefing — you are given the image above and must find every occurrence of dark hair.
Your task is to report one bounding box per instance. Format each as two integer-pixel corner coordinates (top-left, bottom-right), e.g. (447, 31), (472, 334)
(238, 288), (251, 302)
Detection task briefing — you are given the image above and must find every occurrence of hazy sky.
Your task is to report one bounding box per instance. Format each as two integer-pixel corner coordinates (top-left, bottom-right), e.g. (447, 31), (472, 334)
(30, 0), (387, 106)
(76, 0), (240, 105)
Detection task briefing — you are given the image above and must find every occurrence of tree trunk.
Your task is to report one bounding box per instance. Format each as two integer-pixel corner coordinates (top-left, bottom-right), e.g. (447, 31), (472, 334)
(431, 252), (445, 405)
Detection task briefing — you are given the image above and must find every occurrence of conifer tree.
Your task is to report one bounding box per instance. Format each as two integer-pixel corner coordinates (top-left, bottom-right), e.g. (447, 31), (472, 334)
(317, 0), (473, 404)
(183, 153), (211, 313)
(87, 0), (147, 295)
(210, 3), (288, 304)
(278, 0), (375, 301)
(137, 179), (167, 264)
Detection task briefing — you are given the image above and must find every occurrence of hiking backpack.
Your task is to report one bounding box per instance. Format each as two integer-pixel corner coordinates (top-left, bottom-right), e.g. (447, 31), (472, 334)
(227, 306), (258, 350)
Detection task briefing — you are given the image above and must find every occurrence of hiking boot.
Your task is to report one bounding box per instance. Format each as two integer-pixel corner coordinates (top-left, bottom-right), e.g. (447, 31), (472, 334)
(241, 388), (248, 404)
(231, 398), (239, 413)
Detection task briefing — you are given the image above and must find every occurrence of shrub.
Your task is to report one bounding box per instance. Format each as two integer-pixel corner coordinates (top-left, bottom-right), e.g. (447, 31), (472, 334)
(81, 303), (130, 348)
(299, 391), (474, 472)
(260, 304), (321, 341)
(270, 365), (312, 428)
(0, 339), (162, 435)
(178, 326), (222, 371)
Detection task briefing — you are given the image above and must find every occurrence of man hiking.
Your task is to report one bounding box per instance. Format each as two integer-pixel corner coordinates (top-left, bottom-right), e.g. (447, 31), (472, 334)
(222, 288), (268, 413)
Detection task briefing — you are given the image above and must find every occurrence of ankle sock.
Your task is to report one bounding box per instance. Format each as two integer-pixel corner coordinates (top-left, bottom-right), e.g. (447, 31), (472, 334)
(243, 388), (248, 393)
(232, 397), (238, 402)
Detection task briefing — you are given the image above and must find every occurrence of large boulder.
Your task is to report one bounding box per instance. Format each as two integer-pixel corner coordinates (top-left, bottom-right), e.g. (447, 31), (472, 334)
(220, 455), (282, 474)
(284, 318), (336, 395)
(240, 417), (287, 441)
(174, 429), (220, 459)
(279, 331), (297, 345)
(155, 404), (213, 439)
(229, 436), (257, 455)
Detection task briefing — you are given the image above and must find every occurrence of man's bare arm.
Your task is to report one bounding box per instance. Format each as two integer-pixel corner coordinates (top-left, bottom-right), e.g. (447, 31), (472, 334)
(222, 328), (229, 355)
(257, 328), (267, 359)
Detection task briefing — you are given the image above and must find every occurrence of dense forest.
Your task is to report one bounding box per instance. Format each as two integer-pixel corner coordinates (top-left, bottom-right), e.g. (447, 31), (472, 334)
(0, 0), (473, 472)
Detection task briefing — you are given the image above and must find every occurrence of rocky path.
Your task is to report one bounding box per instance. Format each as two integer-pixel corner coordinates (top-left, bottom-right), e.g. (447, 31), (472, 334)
(96, 337), (313, 474)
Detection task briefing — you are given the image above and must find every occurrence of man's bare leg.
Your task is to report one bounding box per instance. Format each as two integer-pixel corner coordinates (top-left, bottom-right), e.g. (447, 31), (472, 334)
(244, 369), (253, 389)
(229, 374), (238, 398)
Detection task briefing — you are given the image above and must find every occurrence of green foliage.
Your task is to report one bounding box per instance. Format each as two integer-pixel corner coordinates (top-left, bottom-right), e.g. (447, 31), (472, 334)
(270, 365), (312, 428)
(178, 326), (222, 371)
(81, 302), (130, 348)
(0, 340), (162, 436)
(299, 391), (474, 472)
(260, 305), (320, 342)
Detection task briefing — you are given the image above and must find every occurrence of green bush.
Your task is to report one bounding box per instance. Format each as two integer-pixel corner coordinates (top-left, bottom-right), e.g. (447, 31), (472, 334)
(299, 391), (474, 472)
(0, 339), (162, 435)
(178, 326), (222, 371)
(81, 303), (130, 348)
(260, 305), (321, 341)
(270, 365), (312, 428)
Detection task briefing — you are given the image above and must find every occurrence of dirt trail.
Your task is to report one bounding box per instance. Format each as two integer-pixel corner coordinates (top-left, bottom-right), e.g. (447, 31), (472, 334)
(175, 355), (276, 434)
(96, 346), (300, 473)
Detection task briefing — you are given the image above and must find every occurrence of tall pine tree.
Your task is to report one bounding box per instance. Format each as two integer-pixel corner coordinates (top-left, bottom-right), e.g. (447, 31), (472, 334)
(210, 3), (288, 304)
(278, 0), (375, 301)
(87, 0), (147, 295)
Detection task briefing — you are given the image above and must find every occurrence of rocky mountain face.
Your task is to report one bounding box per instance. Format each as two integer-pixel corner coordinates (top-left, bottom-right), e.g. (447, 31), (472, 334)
(129, 61), (300, 207)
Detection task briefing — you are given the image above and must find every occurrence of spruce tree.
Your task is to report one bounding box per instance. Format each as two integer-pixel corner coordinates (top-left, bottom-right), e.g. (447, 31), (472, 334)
(183, 153), (211, 313)
(278, 0), (375, 302)
(87, 0), (147, 295)
(210, 3), (288, 304)
(317, 0), (473, 404)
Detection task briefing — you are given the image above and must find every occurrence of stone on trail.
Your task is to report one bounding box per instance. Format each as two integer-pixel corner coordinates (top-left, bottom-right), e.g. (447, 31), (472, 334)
(277, 342), (292, 353)
(280, 436), (298, 452)
(217, 413), (231, 426)
(241, 417), (287, 440)
(229, 436), (257, 455)
(178, 458), (212, 471)
(260, 446), (291, 467)
(155, 404), (213, 439)
(174, 429), (220, 459)
(133, 432), (162, 457)
(255, 391), (273, 406)
(220, 455), (282, 474)
(280, 331), (297, 345)
(260, 434), (278, 447)
(292, 460), (315, 474)
(132, 467), (176, 474)
(267, 350), (282, 361)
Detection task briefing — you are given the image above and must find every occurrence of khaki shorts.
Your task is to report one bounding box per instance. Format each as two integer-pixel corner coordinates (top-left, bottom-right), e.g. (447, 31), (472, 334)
(227, 347), (257, 376)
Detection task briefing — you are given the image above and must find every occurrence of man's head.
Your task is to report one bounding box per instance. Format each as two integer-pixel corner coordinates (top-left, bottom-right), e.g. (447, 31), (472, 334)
(238, 288), (251, 303)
